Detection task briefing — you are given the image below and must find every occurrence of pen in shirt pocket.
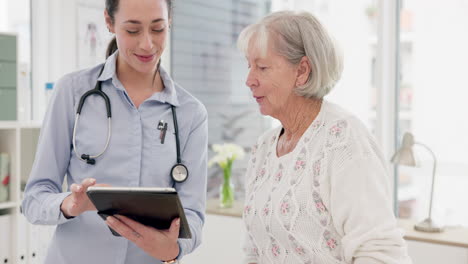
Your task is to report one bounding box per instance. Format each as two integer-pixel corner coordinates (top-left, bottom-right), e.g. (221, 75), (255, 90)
(157, 120), (168, 144)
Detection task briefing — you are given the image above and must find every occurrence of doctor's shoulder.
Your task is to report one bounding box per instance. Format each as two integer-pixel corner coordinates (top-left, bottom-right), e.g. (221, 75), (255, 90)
(173, 81), (208, 122)
(53, 64), (106, 100)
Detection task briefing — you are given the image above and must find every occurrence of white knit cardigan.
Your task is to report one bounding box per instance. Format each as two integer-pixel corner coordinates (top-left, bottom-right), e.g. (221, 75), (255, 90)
(243, 101), (412, 264)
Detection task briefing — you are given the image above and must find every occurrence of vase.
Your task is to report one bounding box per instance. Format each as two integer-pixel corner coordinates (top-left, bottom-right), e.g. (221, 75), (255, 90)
(219, 161), (235, 208)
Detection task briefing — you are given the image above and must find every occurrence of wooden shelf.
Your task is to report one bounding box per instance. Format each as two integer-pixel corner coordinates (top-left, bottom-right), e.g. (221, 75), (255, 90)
(0, 121), (18, 129)
(0, 201), (17, 210)
(205, 199), (468, 249)
(0, 121), (42, 130)
(398, 218), (468, 248)
(18, 121), (42, 129)
(206, 198), (243, 218)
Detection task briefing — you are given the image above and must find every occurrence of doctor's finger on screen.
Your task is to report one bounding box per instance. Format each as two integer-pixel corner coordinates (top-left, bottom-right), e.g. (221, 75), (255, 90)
(61, 178), (111, 217)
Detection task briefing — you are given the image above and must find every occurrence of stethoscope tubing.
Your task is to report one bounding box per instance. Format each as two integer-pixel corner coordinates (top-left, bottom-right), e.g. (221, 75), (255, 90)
(72, 114), (112, 163)
(171, 105), (182, 164)
(72, 64), (187, 183)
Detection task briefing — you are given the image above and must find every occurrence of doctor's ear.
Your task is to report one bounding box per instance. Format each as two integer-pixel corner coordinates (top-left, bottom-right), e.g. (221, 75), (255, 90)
(104, 10), (115, 33)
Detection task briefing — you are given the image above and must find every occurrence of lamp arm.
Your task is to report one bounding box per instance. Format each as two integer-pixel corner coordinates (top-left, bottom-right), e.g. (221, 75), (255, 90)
(415, 142), (437, 219)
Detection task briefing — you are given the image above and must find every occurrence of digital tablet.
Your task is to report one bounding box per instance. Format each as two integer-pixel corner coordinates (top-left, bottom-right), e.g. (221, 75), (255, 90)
(86, 186), (191, 239)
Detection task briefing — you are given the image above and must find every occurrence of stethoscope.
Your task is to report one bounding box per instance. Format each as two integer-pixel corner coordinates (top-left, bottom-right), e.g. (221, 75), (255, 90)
(72, 65), (189, 183)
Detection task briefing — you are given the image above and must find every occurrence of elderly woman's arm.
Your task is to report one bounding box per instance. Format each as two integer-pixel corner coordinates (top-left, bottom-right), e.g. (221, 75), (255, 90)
(243, 233), (258, 264)
(329, 153), (412, 264)
(242, 141), (261, 264)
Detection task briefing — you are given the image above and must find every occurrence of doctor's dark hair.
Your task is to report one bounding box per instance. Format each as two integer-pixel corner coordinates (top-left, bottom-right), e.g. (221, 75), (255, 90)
(105, 0), (173, 58)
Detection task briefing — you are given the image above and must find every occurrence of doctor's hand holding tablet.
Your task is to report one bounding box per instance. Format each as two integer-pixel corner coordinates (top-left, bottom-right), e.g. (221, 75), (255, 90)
(61, 176), (189, 262)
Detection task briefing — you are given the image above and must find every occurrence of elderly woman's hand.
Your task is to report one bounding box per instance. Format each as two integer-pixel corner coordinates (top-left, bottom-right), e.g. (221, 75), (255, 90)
(106, 215), (180, 261)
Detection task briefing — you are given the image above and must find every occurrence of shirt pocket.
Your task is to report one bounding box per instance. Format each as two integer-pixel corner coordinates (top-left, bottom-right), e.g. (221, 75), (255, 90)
(150, 126), (178, 174)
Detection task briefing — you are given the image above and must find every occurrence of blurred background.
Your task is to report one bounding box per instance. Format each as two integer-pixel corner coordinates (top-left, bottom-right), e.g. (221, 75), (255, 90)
(1, 0), (468, 263)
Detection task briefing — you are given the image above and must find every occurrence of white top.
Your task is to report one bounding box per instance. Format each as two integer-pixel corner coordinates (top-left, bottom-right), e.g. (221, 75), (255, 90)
(243, 101), (412, 264)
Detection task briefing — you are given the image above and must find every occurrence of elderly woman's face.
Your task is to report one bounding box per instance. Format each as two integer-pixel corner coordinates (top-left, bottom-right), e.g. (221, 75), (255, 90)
(245, 42), (298, 117)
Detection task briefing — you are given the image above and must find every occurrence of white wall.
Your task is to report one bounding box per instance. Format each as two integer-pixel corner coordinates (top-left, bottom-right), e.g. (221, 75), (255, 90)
(31, 0), (77, 120)
(0, 0), (7, 29)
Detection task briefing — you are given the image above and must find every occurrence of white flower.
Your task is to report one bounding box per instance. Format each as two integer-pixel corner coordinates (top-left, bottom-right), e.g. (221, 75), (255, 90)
(208, 143), (245, 169)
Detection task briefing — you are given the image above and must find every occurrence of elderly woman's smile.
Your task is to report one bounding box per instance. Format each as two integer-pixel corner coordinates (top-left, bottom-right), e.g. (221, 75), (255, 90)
(254, 96), (264, 103)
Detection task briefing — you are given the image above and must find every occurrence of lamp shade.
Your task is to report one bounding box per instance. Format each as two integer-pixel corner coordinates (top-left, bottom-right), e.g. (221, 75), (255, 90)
(391, 132), (442, 232)
(391, 132), (418, 167)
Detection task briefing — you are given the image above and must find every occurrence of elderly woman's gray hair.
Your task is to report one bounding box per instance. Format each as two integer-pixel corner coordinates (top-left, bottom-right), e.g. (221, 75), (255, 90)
(237, 11), (343, 99)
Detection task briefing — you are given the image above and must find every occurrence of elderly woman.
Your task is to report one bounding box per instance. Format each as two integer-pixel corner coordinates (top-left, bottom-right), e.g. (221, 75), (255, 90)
(238, 11), (412, 264)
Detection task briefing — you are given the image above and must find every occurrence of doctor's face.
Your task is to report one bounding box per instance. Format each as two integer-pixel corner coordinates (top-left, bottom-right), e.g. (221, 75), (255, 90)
(245, 40), (298, 118)
(106, 0), (170, 74)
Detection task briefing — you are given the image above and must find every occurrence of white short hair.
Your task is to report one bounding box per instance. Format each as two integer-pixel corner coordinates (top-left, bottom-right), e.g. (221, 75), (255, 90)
(237, 11), (343, 99)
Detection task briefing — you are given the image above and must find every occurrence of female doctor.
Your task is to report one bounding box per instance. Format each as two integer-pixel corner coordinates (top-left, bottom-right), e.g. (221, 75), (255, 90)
(21, 0), (207, 263)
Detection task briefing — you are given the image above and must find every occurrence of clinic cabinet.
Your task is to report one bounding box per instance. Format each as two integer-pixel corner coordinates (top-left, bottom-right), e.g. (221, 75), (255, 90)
(0, 124), (55, 264)
(0, 33), (17, 120)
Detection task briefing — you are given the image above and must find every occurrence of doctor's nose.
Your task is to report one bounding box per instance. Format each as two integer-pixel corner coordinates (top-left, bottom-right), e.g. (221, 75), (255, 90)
(139, 33), (154, 51)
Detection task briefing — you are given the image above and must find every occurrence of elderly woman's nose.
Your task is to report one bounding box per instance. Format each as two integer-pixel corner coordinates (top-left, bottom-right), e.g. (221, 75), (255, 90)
(246, 71), (258, 88)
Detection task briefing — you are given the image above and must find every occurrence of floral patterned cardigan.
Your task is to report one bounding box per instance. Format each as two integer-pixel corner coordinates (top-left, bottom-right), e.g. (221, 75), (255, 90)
(242, 100), (412, 264)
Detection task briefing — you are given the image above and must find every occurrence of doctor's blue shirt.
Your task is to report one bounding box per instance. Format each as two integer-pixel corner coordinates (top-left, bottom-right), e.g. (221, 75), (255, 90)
(21, 51), (208, 264)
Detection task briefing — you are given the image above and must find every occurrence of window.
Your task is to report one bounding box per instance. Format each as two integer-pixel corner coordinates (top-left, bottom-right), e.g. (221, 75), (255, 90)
(397, 0), (468, 226)
(272, 0), (378, 133)
(170, 0), (272, 199)
(172, 0), (468, 226)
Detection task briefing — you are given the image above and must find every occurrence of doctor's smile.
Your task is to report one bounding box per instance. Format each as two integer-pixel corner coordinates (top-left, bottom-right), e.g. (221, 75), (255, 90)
(135, 53), (155, 63)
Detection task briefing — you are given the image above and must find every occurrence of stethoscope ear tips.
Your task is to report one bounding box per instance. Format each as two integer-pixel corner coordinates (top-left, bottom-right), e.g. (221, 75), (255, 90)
(81, 154), (96, 165)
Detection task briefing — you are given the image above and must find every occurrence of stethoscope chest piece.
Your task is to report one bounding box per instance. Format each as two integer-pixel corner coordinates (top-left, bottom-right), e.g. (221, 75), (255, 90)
(171, 163), (188, 183)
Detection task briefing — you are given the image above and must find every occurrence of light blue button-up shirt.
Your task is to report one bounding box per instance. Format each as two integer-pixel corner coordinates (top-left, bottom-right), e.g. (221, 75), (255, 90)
(21, 51), (208, 264)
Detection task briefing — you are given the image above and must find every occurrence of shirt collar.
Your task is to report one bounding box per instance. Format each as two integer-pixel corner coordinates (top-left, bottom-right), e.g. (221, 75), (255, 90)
(157, 66), (180, 106)
(97, 51), (180, 106)
(97, 51), (117, 82)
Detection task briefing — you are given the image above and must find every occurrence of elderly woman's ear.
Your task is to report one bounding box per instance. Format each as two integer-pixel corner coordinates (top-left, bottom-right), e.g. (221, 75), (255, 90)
(295, 56), (311, 87)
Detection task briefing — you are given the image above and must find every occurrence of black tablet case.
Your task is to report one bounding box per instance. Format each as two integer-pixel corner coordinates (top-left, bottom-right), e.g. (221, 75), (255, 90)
(86, 188), (192, 239)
